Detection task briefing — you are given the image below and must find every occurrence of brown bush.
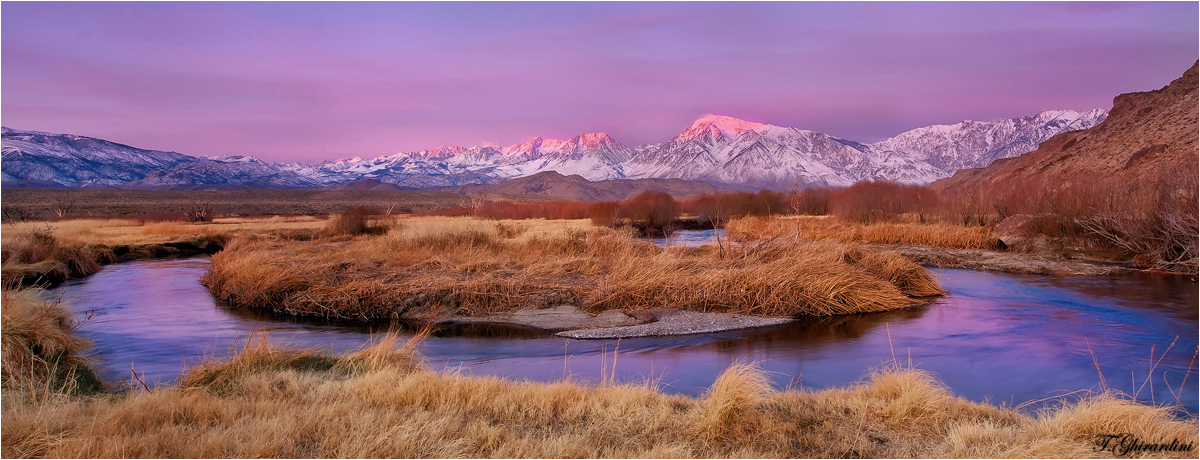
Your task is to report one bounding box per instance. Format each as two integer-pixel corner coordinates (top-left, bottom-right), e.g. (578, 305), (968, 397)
(791, 187), (832, 215)
(829, 181), (936, 224)
(323, 206), (389, 236)
(588, 201), (620, 227)
(619, 191), (680, 237)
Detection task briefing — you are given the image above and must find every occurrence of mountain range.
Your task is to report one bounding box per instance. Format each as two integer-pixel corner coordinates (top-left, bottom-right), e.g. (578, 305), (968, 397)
(2, 108), (1106, 191)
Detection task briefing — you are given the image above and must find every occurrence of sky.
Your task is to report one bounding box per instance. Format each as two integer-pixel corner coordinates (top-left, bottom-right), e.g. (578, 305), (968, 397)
(2, 2), (1197, 164)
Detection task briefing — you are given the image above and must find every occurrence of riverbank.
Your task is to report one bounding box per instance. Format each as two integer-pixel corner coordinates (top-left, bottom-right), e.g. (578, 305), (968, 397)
(3, 288), (1196, 458)
(881, 244), (1131, 276)
(0, 215), (328, 287)
(724, 214), (1192, 277)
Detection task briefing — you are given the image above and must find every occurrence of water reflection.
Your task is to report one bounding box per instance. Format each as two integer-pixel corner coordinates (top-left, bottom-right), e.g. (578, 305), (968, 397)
(638, 229), (725, 247)
(55, 257), (1197, 414)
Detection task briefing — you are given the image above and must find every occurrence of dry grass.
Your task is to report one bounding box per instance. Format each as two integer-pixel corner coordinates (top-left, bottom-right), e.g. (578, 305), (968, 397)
(3, 216), (325, 247)
(396, 215), (593, 242)
(0, 288), (102, 396)
(202, 217), (943, 320)
(2, 335), (1194, 458)
(727, 215), (1004, 250)
(0, 229), (102, 286)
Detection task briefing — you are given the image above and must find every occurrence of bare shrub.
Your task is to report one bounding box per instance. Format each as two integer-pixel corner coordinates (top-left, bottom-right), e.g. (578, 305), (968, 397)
(51, 198), (77, 218)
(184, 202), (214, 222)
(2, 206), (37, 225)
(830, 181), (935, 224)
(588, 201), (620, 227)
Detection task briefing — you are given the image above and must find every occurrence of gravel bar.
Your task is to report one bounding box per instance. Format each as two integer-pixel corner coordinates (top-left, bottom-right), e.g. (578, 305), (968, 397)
(555, 309), (794, 339)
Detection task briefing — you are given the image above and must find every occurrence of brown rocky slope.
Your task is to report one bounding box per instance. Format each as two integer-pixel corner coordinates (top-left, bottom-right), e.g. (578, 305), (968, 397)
(934, 61), (1197, 189)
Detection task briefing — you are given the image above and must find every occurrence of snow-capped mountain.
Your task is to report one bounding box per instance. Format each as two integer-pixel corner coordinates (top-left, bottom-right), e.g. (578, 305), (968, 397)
(623, 115), (941, 187)
(870, 109), (1109, 174)
(0, 128), (316, 188)
(1, 109), (1106, 190)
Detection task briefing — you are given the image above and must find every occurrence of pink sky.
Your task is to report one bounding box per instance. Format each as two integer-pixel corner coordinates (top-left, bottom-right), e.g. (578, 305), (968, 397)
(2, 2), (1196, 163)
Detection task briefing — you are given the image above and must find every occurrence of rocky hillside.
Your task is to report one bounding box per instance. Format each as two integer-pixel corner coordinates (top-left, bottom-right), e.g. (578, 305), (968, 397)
(933, 62), (1197, 190)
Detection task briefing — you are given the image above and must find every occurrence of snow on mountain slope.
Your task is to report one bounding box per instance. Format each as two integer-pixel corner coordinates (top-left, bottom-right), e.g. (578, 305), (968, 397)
(1, 128), (315, 188)
(625, 115), (951, 187)
(1, 108), (1106, 190)
(870, 109), (1108, 174)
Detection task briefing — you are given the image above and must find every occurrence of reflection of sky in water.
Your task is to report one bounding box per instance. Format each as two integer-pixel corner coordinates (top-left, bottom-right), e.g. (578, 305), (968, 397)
(56, 257), (1197, 413)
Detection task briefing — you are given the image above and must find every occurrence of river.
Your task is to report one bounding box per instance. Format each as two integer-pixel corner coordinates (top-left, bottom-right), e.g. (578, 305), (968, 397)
(54, 251), (1198, 414)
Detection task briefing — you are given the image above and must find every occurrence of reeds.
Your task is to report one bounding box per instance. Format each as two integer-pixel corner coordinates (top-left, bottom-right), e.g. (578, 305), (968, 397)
(203, 222), (941, 320)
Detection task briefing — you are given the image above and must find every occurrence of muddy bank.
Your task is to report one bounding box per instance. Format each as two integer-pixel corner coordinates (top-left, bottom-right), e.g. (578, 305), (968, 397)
(442, 305), (794, 339)
(880, 244), (1130, 275)
(554, 308), (794, 339)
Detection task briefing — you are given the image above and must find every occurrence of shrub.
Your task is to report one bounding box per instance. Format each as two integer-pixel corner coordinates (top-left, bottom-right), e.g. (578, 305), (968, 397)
(619, 191), (680, 237)
(323, 206), (388, 236)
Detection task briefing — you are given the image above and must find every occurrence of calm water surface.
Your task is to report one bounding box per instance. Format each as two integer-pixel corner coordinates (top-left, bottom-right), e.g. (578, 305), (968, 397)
(640, 229), (725, 247)
(55, 256), (1198, 413)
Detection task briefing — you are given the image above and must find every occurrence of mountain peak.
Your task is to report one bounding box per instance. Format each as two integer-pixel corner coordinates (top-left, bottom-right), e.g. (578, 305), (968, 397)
(689, 114), (766, 132)
(576, 132), (616, 147)
(675, 115), (772, 142)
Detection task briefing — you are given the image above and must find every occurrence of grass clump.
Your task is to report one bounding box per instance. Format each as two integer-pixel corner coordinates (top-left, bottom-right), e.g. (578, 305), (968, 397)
(0, 288), (103, 396)
(0, 229), (101, 286)
(203, 220), (942, 320)
(322, 206), (392, 237)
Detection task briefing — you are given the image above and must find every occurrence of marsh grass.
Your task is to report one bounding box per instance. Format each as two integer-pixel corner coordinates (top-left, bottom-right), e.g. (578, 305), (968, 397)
(727, 215), (1004, 250)
(203, 220), (942, 320)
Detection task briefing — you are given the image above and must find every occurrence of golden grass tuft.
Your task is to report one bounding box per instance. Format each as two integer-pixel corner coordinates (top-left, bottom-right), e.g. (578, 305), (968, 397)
(698, 362), (776, 443)
(0, 288), (101, 396)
